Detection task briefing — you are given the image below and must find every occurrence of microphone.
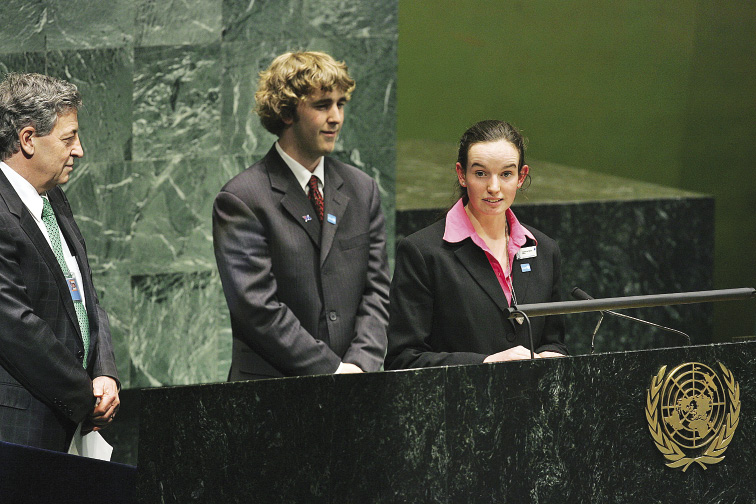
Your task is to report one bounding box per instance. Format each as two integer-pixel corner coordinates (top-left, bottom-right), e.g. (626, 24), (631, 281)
(571, 287), (692, 354)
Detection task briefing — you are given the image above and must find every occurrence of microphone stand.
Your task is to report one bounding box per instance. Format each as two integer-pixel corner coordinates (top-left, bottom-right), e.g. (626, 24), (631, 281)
(509, 308), (535, 359)
(587, 312), (605, 355)
(504, 287), (756, 352)
(507, 288), (756, 318)
(571, 287), (691, 354)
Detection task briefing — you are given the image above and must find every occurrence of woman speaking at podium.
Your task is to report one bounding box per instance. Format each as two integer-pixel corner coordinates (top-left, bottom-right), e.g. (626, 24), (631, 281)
(385, 120), (568, 370)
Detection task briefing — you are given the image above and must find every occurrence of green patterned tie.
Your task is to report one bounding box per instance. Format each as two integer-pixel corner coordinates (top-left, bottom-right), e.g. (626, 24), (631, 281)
(41, 197), (89, 366)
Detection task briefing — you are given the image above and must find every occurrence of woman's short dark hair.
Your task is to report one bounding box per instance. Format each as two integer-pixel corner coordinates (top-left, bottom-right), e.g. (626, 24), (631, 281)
(455, 120), (529, 202)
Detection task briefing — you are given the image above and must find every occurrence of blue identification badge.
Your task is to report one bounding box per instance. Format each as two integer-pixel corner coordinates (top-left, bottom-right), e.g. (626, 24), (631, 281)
(66, 276), (82, 301)
(327, 214), (337, 225)
(520, 263), (531, 273)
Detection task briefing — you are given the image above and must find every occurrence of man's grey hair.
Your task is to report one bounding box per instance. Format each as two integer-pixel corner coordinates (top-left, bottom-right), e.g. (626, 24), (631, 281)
(0, 72), (82, 161)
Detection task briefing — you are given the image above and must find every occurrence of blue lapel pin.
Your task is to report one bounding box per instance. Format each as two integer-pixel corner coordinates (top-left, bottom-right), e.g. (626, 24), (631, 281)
(520, 263), (531, 273)
(327, 214), (337, 225)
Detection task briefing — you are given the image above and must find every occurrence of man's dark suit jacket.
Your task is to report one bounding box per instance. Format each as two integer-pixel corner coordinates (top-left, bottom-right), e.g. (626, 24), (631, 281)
(385, 217), (568, 370)
(0, 171), (118, 452)
(213, 146), (390, 380)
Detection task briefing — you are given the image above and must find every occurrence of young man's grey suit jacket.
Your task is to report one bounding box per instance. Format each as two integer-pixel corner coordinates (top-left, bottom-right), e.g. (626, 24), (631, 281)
(213, 146), (390, 380)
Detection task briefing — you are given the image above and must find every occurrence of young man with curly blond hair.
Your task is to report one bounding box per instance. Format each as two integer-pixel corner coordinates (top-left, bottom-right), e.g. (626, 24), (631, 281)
(213, 51), (390, 379)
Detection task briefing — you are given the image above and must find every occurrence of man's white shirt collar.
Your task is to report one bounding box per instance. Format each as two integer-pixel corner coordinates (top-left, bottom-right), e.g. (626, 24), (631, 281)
(275, 142), (325, 193)
(0, 161), (45, 222)
(0, 161), (87, 305)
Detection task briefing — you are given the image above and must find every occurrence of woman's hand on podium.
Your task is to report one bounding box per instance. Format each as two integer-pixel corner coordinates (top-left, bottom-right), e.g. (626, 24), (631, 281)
(335, 362), (364, 374)
(483, 345), (535, 363)
(538, 351), (566, 359)
(483, 347), (567, 362)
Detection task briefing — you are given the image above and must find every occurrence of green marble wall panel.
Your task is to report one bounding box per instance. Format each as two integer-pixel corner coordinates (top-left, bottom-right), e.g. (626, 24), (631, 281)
(44, 0), (134, 49)
(332, 37), (397, 154)
(64, 160), (135, 265)
(45, 49), (134, 163)
(0, 0), (46, 54)
(134, 0), (222, 47)
(0, 52), (47, 76)
(222, 0), (307, 43)
(129, 271), (229, 387)
(0, 1), (398, 398)
(220, 41), (287, 158)
(94, 271), (133, 388)
(133, 44), (221, 161)
(303, 0), (398, 39)
(129, 155), (230, 275)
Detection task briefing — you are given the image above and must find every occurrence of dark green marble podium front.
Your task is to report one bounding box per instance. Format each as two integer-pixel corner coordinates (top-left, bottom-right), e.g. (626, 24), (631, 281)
(136, 341), (756, 503)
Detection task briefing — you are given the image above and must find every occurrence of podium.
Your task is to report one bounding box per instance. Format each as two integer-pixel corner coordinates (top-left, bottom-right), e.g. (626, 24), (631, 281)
(136, 341), (756, 503)
(0, 441), (136, 503)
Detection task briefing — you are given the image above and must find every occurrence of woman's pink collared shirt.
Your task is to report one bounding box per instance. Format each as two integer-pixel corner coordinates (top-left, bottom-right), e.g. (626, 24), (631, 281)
(442, 199), (536, 307)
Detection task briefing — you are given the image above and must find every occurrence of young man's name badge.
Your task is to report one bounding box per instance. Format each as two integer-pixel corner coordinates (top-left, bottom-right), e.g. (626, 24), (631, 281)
(66, 276), (82, 302)
(516, 246), (537, 260)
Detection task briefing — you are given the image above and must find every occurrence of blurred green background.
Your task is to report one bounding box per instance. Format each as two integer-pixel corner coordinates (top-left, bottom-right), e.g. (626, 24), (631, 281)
(397, 0), (756, 340)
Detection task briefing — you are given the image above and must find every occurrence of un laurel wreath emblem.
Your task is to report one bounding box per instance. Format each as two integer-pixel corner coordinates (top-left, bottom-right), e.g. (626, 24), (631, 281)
(646, 362), (740, 471)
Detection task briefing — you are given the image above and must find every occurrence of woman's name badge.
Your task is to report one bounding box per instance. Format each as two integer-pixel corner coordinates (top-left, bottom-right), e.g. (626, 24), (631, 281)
(516, 246), (537, 260)
(66, 276), (82, 302)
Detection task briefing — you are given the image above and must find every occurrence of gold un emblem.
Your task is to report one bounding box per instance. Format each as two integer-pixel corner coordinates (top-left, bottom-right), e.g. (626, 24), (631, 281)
(646, 362), (740, 471)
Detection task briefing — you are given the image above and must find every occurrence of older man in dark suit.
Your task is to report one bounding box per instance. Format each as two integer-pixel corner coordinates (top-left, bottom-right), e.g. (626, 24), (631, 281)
(0, 73), (119, 452)
(213, 51), (390, 380)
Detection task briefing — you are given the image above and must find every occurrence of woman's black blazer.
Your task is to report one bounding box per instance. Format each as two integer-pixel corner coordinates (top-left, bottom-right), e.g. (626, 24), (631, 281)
(386, 217), (568, 370)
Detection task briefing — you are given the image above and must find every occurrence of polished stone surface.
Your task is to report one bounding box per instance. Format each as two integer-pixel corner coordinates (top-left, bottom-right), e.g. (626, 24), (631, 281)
(132, 44), (222, 161)
(50, 49), (135, 163)
(136, 341), (756, 503)
(0, 0), (47, 54)
(45, 1), (135, 50)
(135, 0), (221, 47)
(0, 0), (398, 394)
